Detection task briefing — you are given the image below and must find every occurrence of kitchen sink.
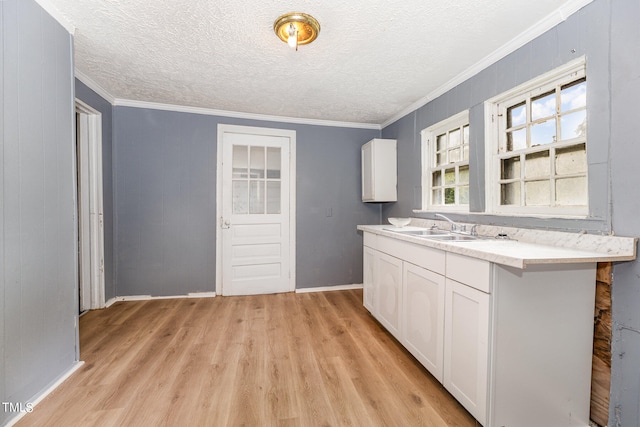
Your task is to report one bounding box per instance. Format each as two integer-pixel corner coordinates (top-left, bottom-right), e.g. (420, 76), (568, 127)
(386, 228), (487, 241)
(423, 234), (483, 241)
(384, 228), (450, 236)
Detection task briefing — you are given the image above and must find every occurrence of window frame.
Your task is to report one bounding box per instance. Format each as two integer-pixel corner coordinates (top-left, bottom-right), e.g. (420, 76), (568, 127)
(419, 110), (471, 213)
(484, 57), (588, 217)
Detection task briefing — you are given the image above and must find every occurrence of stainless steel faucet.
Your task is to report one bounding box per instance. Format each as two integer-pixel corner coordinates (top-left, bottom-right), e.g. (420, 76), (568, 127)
(435, 214), (478, 236)
(435, 214), (460, 231)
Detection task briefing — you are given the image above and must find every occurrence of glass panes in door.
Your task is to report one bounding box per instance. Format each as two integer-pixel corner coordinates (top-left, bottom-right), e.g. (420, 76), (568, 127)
(232, 145), (282, 214)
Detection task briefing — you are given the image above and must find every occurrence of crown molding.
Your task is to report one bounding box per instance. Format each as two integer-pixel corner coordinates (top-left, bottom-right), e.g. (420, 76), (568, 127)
(114, 99), (381, 130)
(381, 0), (594, 129)
(74, 69), (116, 104)
(34, 0), (75, 34)
(74, 70), (379, 129)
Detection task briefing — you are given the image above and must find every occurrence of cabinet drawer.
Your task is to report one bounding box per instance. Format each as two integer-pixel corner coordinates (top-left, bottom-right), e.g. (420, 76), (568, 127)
(378, 235), (445, 275)
(446, 252), (491, 293)
(363, 232), (378, 250)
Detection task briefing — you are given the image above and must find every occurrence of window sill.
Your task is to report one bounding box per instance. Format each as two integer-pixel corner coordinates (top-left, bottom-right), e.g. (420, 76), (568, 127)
(413, 207), (470, 214)
(413, 208), (593, 221)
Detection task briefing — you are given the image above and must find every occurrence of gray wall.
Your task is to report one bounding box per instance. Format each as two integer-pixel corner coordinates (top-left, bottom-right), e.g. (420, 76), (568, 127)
(381, 0), (640, 424)
(113, 108), (380, 296)
(1, 0), (77, 424)
(75, 80), (116, 301)
(383, 0), (611, 233)
(609, 1), (640, 426)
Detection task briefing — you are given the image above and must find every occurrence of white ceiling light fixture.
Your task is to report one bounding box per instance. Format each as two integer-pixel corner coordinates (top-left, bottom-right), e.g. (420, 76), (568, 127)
(273, 12), (320, 51)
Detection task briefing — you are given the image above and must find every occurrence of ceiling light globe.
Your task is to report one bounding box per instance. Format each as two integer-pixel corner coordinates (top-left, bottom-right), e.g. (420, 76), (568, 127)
(274, 12), (320, 50)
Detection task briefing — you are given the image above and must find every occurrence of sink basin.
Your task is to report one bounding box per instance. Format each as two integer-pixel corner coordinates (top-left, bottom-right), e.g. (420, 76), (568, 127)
(424, 234), (483, 241)
(385, 228), (450, 236)
(385, 228), (487, 241)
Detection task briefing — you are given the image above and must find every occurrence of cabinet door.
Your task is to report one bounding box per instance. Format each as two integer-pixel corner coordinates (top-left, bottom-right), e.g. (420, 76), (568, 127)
(402, 263), (445, 382)
(361, 142), (374, 201)
(363, 246), (376, 312)
(444, 279), (490, 425)
(374, 252), (403, 339)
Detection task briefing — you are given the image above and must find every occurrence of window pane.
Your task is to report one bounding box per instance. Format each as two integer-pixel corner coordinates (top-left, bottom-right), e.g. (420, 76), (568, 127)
(494, 66), (587, 212)
(266, 181), (281, 214)
(525, 151), (550, 179)
(459, 165), (469, 185)
(449, 148), (460, 163)
(531, 91), (556, 121)
(556, 144), (587, 175)
(561, 79), (586, 112)
(444, 168), (455, 184)
(507, 128), (527, 151)
(449, 129), (461, 148)
(525, 180), (551, 206)
(501, 183), (520, 205)
(531, 119), (556, 146)
(501, 156), (521, 180)
(560, 110), (587, 140)
(266, 147), (281, 179)
(556, 177), (587, 206)
(507, 102), (526, 128)
(424, 113), (469, 210)
(444, 188), (455, 204)
(249, 180), (265, 214)
(432, 188), (442, 205)
(232, 145), (248, 178)
(250, 146), (265, 178)
(232, 180), (248, 214)
(432, 171), (442, 186)
(460, 186), (469, 204)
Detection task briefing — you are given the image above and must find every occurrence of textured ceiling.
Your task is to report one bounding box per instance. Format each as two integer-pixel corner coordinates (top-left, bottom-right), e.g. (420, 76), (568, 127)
(48, 0), (589, 125)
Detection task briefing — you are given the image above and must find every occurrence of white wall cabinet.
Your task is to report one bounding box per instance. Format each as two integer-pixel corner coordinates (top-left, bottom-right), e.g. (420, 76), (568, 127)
(362, 230), (597, 427)
(361, 138), (397, 202)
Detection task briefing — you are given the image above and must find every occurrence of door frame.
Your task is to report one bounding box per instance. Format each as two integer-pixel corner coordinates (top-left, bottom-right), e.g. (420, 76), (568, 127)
(215, 124), (296, 296)
(76, 99), (105, 310)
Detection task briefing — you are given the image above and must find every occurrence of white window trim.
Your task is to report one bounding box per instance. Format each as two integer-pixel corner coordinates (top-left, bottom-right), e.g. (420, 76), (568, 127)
(484, 56), (588, 217)
(419, 110), (470, 213)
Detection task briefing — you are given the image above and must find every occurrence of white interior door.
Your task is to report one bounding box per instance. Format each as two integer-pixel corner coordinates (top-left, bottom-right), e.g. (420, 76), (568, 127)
(218, 126), (295, 296)
(76, 100), (105, 311)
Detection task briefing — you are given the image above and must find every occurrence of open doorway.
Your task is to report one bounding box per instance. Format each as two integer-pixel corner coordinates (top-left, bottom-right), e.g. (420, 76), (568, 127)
(76, 100), (105, 313)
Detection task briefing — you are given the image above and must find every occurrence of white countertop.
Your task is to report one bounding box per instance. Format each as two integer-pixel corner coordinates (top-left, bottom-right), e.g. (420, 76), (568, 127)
(358, 224), (637, 269)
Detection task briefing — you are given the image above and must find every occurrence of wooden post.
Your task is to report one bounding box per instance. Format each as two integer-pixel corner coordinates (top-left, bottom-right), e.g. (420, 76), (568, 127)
(590, 262), (612, 426)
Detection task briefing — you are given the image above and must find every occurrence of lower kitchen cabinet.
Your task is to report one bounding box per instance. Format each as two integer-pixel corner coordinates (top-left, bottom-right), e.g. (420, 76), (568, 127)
(363, 246), (376, 312)
(362, 230), (597, 427)
(402, 262), (445, 382)
(443, 278), (490, 425)
(374, 251), (403, 339)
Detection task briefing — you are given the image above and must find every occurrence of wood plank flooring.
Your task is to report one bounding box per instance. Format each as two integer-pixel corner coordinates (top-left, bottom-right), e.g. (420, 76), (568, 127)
(17, 290), (478, 427)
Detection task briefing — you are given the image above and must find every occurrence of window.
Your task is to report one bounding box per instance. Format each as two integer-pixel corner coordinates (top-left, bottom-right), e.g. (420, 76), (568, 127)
(420, 111), (470, 211)
(486, 58), (587, 216)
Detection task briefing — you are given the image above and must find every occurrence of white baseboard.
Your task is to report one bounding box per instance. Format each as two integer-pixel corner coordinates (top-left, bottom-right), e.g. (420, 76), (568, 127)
(104, 297), (118, 308)
(295, 284), (363, 293)
(109, 292), (217, 303)
(4, 361), (85, 427)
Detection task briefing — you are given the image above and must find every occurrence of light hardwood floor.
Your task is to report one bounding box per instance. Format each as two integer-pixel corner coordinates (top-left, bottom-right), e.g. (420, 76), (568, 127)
(17, 290), (478, 426)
